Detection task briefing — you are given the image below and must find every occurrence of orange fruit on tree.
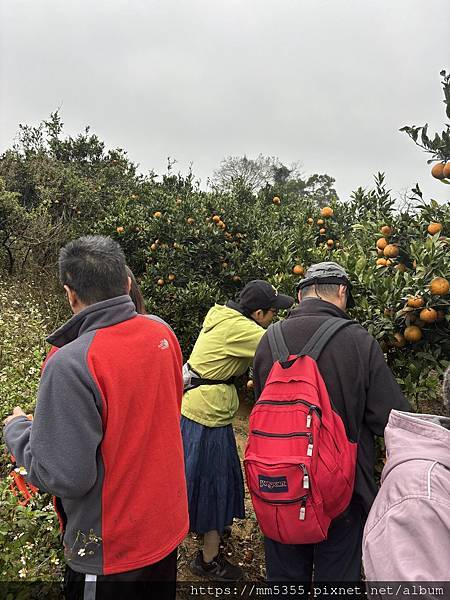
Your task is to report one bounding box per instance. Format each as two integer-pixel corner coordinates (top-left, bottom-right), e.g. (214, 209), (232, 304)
(444, 161), (450, 178)
(317, 219), (324, 226)
(153, 211), (162, 218)
(116, 226), (124, 234)
(293, 265), (304, 275)
(376, 238), (388, 250)
(393, 333), (406, 348)
(150, 243), (157, 251)
(420, 308), (438, 323)
(307, 217), (313, 224)
(380, 225), (392, 236)
(321, 206), (334, 218)
(429, 277), (450, 296)
(157, 278), (164, 286)
(319, 228), (326, 235)
(232, 275), (241, 282)
(431, 163), (445, 179)
(187, 217), (194, 225)
(246, 379), (254, 390)
(168, 274), (176, 282)
(383, 244), (399, 258)
(376, 258), (387, 266)
(427, 222), (443, 235)
(404, 325), (422, 343)
(326, 239), (334, 247)
(395, 263), (407, 273)
(407, 296), (424, 308)
(212, 215), (221, 223)
(272, 196), (281, 205)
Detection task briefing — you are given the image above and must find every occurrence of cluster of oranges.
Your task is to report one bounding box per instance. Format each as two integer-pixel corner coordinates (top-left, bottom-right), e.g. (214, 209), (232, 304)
(156, 273), (176, 286)
(375, 220), (448, 344)
(375, 226), (401, 268)
(305, 206), (336, 249)
(152, 209), (243, 286)
(212, 214), (226, 229)
(394, 277), (449, 344)
(431, 161), (450, 180)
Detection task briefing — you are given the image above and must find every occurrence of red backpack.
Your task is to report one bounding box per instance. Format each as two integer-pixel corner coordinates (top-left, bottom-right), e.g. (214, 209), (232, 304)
(244, 317), (358, 545)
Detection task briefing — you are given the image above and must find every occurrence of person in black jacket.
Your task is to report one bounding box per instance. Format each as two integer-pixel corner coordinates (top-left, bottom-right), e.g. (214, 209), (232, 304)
(253, 261), (410, 583)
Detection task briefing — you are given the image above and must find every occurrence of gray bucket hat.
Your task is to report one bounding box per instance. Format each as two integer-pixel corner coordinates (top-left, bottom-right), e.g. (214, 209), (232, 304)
(297, 262), (355, 308)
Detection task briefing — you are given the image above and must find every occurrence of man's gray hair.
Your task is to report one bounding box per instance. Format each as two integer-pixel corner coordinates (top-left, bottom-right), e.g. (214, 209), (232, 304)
(300, 283), (341, 298)
(59, 235), (128, 305)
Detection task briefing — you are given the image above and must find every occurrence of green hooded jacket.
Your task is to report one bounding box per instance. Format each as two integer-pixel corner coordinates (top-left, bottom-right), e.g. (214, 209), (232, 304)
(181, 304), (265, 427)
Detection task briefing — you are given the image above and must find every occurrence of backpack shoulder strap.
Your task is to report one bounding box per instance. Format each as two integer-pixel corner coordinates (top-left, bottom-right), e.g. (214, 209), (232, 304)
(267, 321), (290, 363)
(299, 317), (357, 362)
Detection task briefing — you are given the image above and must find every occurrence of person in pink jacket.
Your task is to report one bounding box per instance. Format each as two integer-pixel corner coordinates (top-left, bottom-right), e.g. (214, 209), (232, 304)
(362, 398), (450, 581)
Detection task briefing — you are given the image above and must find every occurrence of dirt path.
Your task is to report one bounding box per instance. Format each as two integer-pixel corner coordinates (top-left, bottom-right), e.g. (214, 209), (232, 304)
(177, 399), (266, 582)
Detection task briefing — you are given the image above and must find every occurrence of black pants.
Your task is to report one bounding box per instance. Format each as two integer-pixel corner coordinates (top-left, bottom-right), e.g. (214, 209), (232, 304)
(64, 548), (177, 600)
(264, 502), (365, 583)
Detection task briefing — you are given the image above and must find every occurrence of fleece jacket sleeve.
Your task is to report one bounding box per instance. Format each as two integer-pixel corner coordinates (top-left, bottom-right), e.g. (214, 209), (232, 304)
(364, 339), (410, 437)
(4, 342), (103, 499)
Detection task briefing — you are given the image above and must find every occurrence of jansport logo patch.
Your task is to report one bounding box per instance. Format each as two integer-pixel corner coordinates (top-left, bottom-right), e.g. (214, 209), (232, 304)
(158, 339), (169, 350)
(259, 475), (288, 493)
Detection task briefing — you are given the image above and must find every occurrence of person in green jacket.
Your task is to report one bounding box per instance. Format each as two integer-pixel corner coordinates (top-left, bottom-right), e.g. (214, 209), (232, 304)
(182, 280), (294, 580)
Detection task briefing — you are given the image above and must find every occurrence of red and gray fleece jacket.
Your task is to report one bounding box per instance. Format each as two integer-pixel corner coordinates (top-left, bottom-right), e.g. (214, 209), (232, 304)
(4, 295), (189, 575)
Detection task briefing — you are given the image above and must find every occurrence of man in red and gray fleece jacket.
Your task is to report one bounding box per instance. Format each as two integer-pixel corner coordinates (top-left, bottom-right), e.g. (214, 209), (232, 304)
(3, 235), (188, 598)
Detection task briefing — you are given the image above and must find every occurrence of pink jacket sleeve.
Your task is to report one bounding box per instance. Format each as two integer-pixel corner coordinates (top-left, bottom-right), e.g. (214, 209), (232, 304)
(363, 496), (450, 581)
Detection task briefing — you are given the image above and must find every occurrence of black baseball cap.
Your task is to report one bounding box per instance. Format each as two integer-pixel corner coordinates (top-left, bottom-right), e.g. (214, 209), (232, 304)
(236, 280), (294, 311)
(297, 262), (355, 307)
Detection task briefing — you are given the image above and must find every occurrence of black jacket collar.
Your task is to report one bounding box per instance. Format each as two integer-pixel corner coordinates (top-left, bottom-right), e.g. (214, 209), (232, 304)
(288, 297), (350, 320)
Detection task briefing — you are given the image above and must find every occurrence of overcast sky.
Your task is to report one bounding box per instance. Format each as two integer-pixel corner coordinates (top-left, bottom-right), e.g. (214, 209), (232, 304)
(1, 0), (449, 204)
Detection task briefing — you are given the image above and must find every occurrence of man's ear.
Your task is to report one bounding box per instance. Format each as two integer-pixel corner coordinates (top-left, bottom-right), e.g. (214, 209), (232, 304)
(250, 308), (263, 324)
(126, 276), (132, 294)
(64, 285), (79, 312)
(338, 285), (348, 306)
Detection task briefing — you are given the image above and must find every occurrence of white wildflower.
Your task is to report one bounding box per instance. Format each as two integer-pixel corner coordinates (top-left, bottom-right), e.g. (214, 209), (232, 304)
(78, 549), (86, 557)
(19, 568), (27, 578)
(14, 466), (28, 476)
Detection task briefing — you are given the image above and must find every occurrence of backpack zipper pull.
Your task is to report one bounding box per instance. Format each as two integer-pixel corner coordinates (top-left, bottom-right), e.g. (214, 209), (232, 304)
(307, 434), (313, 457)
(300, 464), (310, 489)
(306, 414), (312, 428)
(299, 498), (306, 521)
(303, 473), (309, 489)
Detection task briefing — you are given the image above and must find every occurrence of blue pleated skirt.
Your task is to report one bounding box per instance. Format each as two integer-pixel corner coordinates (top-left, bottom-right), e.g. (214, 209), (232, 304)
(181, 415), (245, 534)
